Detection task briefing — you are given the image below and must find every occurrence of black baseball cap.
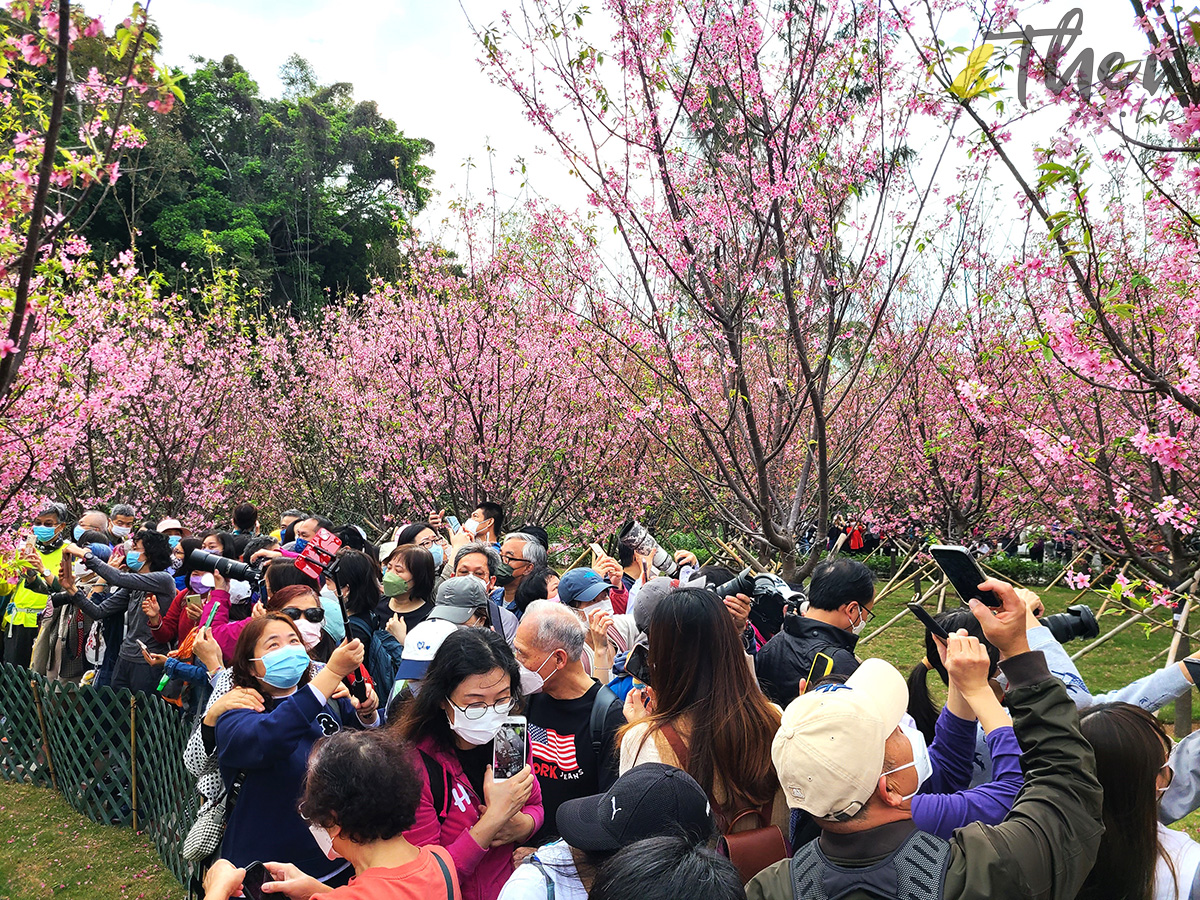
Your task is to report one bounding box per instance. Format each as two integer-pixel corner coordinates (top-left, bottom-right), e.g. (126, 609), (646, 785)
(556, 762), (715, 852)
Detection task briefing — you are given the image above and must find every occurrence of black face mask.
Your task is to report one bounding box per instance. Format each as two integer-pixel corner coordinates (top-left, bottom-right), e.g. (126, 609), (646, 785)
(494, 561), (516, 587)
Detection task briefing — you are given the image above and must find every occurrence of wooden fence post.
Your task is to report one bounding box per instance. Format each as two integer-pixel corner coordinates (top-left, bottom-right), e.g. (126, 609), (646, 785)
(29, 679), (57, 791)
(130, 694), (138, 832)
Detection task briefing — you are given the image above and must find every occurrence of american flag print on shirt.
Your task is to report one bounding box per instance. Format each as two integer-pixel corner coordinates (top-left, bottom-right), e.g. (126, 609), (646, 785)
(529, 723), (579, 772)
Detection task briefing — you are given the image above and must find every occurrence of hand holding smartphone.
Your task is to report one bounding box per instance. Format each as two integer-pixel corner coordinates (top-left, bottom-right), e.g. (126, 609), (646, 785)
(907, 603), (950, 640)
(929, 545), (1000, 607)
(805, 651), (835, 690)
(492, 716), (527, 781)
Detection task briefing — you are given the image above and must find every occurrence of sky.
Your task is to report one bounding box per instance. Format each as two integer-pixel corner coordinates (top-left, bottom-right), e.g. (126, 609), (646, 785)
(77, 0), (1191, 241)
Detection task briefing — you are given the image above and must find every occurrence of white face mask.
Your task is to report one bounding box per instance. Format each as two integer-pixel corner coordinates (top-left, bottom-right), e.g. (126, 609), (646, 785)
(295, 618), (324, 649)
(463, 519), (481, 537)
(446, 703), (511, 746)
(72, 560), (89, 578)
(849, 604), (869, 636)
(518, 653), (557, 695)
(580, 598), (613, 617)
(308, 823), (342, 860)
(111, 525), (131, 538)
(883, 724), (933, 801)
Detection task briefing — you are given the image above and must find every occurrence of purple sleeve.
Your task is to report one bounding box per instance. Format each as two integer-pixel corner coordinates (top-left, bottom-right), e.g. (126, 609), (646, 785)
(912, 725), (1023, 839)
(924, 707), (978, 795)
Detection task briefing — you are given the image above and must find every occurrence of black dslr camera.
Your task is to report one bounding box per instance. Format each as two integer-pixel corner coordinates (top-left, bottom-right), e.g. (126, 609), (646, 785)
(1041, 604), (1099, 644)
(714, 567), (805, 637)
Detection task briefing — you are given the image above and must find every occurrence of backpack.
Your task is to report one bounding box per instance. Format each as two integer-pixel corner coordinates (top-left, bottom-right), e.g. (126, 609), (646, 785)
(788, 827), (951, 900)
(348, 613), (401, 688)
(660, 723), (789, 884)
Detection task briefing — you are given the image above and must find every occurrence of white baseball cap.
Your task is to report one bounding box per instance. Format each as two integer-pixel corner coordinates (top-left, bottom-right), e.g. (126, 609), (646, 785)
(155, 518), (191, 536)
(771, 658), (909, 821)
(394, 618), (458, 680)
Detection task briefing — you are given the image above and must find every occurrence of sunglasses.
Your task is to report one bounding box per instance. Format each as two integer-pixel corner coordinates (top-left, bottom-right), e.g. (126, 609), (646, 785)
(280, 606), (325, 624)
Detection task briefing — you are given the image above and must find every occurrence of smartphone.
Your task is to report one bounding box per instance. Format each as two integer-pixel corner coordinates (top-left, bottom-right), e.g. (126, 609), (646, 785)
(805, 651), (834, 690)
(447, 516), (461, 534)
(136, 639), (148, 653)
(929, 545), (999, 607)
(588, 542), (607, 561)
(240, 861), (268, 900)
(492, 716), (527, 781)
(184, 592), (204, 610)
(907, 603), (950, 640)
(203, 602), (220, 629)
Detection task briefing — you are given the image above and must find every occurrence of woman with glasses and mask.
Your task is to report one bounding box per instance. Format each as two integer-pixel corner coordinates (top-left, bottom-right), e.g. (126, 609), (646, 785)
(400, 628), (543, 900)
(1076, 702), (1200, 900)
(380, 544), (437, 646)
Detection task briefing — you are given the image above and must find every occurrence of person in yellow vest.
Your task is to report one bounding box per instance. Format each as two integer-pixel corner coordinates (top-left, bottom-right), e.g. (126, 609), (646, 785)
(2, 503), (70, 668)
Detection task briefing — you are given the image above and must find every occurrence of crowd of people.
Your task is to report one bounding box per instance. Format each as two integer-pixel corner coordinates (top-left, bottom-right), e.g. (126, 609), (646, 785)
(4, 499), (1200, 900)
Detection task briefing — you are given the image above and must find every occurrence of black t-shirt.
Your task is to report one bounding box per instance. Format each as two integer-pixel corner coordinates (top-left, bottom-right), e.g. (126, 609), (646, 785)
(374, 598), (435, 635)
(526, 681), (625, 845)
(455, 742), (493, 803)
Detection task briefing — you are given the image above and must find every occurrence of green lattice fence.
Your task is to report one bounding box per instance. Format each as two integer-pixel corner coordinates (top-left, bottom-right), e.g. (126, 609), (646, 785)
(0, 664), (54, 787)
(43, 679), (136, 825)
(0, 664), (196, 890)
(138, 697), (202, 884)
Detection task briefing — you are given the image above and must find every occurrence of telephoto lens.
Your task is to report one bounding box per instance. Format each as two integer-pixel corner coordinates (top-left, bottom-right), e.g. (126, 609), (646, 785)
(714, 567), (759, 600)
(1041, 604), (1099, 644)
(188, 548), (264, 586)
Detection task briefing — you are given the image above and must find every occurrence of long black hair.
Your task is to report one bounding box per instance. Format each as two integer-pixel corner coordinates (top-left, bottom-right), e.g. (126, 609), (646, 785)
(398, 628), (520, 751)
(335, 549), (381, 617)
(906, 606), (1000, 743)
(1077, 703), (1173, 900)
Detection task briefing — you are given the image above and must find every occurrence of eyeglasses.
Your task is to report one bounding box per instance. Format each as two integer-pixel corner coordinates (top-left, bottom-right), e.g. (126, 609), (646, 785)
(500, 554), (528, 566)
(416, 536), (438, 549)
(856, 605), (876, 625)
(280, 607), (325, 624)
(449, 697), (514, 720)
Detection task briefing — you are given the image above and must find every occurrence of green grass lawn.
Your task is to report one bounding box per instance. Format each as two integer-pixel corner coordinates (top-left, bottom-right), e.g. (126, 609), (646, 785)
(0, 781), (181, 900)
(1, 578), (1198, 893)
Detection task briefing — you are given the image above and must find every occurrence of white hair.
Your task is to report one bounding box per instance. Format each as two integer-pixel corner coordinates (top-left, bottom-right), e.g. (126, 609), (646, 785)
(524, 599), (587, 661)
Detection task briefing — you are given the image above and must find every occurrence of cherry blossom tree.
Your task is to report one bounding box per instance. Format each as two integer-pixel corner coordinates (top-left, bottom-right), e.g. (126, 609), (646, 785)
(476, 0), (981, 577)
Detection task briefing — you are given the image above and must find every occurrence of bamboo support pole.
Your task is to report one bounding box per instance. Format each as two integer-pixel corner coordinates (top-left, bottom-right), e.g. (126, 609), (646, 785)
(859, 576), (949, 645)
(1044, 548), (1090, 590)
(1170, 590), (1195, 738)
(1069, 612), (1146, 661)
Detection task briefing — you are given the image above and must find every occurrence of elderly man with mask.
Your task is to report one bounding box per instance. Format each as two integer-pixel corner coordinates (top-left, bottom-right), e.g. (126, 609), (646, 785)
(511, 600), (624, 851)
(450, 541), (518, 643)
(497, 532), (547, 614)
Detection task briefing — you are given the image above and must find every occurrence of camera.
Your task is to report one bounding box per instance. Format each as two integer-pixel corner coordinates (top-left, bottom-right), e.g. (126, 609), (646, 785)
(1041, 604), (1099, 644)
(714, 567), (805, 636)
(618, 521), (679, 577)
(189, 548), (263, 586)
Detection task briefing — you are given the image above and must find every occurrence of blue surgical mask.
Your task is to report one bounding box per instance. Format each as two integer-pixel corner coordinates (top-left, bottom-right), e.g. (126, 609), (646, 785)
(126, 551), (145, 571)
(430, 543), (444, 567)
(32, 525), (56, 543)
(167, 535), (181, 549)
(253, 644), (311, 689)
(73, 525), (86, 541)
(293, 537), (308, 553)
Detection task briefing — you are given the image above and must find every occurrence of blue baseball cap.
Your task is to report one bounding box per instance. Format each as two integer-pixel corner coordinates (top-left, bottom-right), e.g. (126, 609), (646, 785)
(557, 568), (612, 607)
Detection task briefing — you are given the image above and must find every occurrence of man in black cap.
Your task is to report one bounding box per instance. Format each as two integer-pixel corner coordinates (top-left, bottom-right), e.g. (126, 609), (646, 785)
(501, 763), (715, 899)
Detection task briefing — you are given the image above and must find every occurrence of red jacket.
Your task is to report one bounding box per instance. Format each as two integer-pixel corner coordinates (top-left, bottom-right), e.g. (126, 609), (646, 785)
(149, 588), (204, 647)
